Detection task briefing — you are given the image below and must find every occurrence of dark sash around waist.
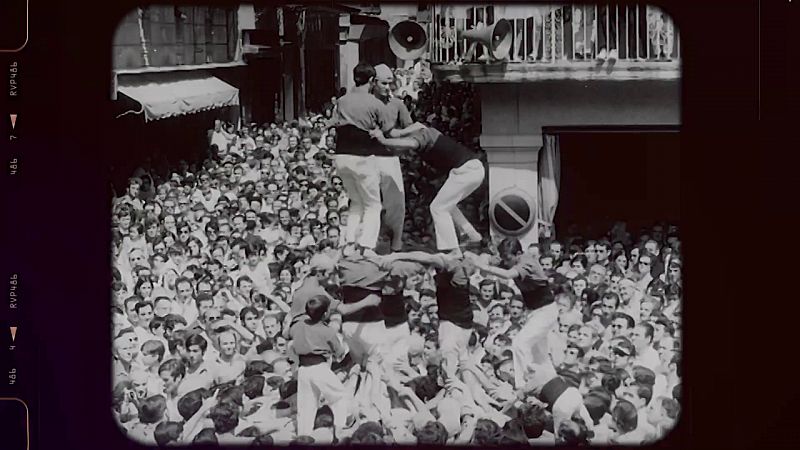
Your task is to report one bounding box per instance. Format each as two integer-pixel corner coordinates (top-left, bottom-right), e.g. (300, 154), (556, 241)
(298, 354), (328, 367)
(335, 124), (393, 157)
(539, 376), (570, 409)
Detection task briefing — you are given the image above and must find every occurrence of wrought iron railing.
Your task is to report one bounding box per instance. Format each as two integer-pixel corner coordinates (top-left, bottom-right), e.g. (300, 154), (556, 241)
(426, 3), (679, 64)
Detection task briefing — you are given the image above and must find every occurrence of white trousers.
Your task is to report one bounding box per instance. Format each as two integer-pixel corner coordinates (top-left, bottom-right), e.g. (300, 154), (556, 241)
(430, 159), (485, 251)
(341, 321), (390, 415)
(335, 155), (382, 249)
(375, 156), (405, 249)
(380, 322), (411, 373)
(341, 321), (387, 367)
(512, 302), (559, 388)
(297, 363), (350, 436)
(438, 320), (473, 379)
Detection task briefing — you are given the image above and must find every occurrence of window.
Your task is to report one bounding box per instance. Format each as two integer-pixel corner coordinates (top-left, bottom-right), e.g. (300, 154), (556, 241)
(112, 5), (238, 70)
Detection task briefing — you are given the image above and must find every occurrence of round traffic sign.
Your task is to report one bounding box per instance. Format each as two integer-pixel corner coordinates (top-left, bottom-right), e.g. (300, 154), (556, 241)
(490, 188), (536, 236)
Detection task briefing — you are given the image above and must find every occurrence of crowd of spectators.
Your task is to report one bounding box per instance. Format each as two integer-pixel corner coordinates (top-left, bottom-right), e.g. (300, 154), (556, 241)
(111, 77), (681, 445)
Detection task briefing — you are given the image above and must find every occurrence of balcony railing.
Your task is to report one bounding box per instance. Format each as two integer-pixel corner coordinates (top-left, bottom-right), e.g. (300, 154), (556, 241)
(426, 3), (679, 65)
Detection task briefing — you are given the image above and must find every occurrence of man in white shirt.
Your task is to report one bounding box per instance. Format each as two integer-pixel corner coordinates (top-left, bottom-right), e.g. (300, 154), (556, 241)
(171, 277), (199, 326)
(133, 300), (157, 344)
(191, 172), (221, 211)
(631, 323), (661, 371)
(645, 396), (680, 442)
(177, 334), (216, 397)
(158, 358), (186, 422)
(240, 128), (256, 150)
(636, 255), (655, 292)
(115, 177), (145, 212)
(618, 278), (642, 320)
(237, 244), (274, 295)
(212, 330), (246, 385)
(620, 382), (657, 441)
(210, 120), (234, 153)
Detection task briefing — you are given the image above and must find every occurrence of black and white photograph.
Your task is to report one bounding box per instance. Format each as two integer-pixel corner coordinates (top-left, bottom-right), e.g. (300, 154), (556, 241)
(108, 2), (682, 446)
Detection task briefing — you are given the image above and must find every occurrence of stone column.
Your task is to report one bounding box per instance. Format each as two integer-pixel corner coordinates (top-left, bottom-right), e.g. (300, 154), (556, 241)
(478, 83), (543, 247)
(481, 135), (542, 247)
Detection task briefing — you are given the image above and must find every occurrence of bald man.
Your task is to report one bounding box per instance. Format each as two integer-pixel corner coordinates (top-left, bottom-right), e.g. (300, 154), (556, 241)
(372, 64), (413, 252)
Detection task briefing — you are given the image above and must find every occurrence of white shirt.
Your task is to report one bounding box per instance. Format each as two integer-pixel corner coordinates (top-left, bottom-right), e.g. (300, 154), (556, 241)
(192, 188), (221, 211)
(177, 361), (215, 397)
(298, 234), (316, 249)
(165, 396), (182, 422)
(258, 227), (285, 246)
(242, 136), (256, 150)
(213, 354), (247, 385)
(211, 130), (230, 151)
(634, 345), (661, 371)
(172, 298), (199, 326)
(125, 420), (158, 444)
(619, 293), (642, 321)
(636, 273), (654, 292)
(133, 326), (156, 347)
(237, 261), (274, 295)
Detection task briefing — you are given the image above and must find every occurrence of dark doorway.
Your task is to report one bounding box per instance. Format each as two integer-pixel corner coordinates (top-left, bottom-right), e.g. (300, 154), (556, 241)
(245, 56), (282, 125)
(552, 130), (680, 240)
(305, 48), (337, 113)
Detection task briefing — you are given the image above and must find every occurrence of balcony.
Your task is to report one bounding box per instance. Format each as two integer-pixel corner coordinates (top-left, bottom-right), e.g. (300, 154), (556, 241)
(424, 3), (680, 83)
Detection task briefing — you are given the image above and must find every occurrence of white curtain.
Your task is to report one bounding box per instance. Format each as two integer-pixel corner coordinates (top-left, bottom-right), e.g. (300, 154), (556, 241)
(537, 134), (561, 238)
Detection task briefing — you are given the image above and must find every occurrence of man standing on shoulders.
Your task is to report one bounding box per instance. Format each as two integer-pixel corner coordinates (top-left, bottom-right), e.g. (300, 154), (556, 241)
(333, 63), (394, 251)
(370, 122), (484, 256)
(372, 64), (413, 252)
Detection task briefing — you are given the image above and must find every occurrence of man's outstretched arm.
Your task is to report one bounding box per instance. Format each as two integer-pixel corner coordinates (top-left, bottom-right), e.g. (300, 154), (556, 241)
(382, 251), (446, 269)
(387, 122), (427, 138)
(336, 293), (381, 315)
(465, 252), (520, 279)
(368, 128), (420, 153)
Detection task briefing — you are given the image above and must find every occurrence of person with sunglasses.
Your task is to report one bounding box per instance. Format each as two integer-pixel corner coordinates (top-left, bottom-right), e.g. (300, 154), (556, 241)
(635, 254), (655, 292)
(609, 339), (636, 371)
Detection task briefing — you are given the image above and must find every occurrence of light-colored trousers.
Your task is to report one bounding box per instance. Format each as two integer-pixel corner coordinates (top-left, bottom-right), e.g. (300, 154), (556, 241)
(512, 302), (559, 388)
(375, 156), (405, 249)
(438, 320), (473, 380)
(335, 155), (382, 249)
(430, 159), (485, 251)
(381, 322), (411, 374)
(342, 320), (390, 415)
(296, 362), (350, 436)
